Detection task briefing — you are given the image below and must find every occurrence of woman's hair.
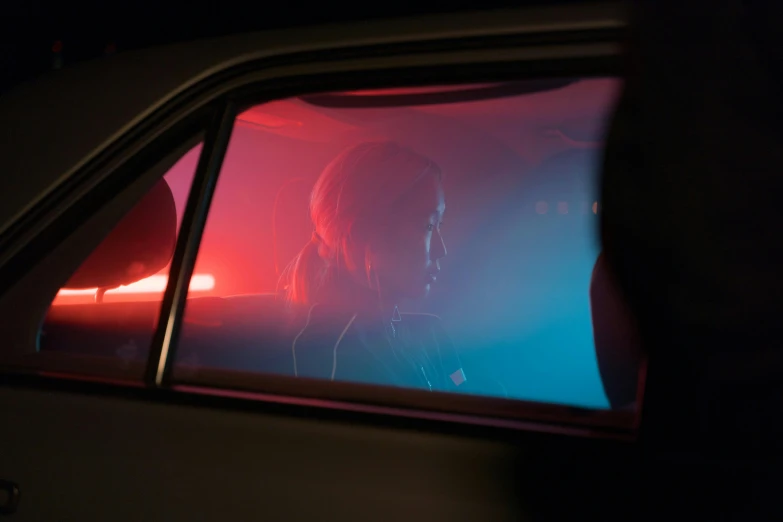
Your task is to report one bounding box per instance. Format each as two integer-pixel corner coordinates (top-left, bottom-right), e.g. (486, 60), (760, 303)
(280, 141), (441, 306)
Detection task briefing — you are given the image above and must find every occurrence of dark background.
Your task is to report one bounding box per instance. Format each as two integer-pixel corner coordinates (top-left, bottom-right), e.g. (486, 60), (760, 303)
(0, 0), (590, 94)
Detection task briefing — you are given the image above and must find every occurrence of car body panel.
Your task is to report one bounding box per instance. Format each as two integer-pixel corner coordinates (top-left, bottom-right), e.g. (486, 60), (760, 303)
(0, 378), (637, 521)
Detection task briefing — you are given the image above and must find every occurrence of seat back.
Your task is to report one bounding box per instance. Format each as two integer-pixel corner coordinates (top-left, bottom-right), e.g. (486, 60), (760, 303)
(590, 253), (643, 409)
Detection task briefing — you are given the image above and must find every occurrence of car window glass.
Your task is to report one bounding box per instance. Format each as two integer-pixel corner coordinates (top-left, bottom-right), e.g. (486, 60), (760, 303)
(174, 79), (644, 412)
(40, 143), (203, 366)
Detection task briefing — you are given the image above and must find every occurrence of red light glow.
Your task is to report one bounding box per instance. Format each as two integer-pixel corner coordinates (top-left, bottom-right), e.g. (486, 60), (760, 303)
(237, 110), (302, 129)
(344, 84), (501, 96)
(57, 274), (215, 296)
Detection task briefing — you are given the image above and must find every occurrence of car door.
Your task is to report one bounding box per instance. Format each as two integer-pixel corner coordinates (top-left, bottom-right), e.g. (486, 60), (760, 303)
(0, 4), (642, 521)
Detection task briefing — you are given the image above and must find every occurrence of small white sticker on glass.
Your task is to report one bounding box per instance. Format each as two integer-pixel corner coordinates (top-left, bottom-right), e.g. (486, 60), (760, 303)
(450, 368), (466, 386)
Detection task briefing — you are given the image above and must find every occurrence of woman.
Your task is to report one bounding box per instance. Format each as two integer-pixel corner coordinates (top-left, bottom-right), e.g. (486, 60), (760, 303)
(280, 141), (468, 392)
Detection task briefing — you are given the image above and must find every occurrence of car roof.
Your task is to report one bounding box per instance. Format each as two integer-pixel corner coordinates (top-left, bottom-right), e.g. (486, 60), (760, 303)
(0, 3), (623, 239)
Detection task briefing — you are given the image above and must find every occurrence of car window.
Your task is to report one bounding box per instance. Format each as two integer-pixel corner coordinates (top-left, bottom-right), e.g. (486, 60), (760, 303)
(38, 143), (203, 369)
(172, 79), (644, 413)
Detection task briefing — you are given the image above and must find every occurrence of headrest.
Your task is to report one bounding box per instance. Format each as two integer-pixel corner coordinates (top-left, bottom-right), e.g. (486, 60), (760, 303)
(64, 178), (177, 289)
(590, 252), (643, 409)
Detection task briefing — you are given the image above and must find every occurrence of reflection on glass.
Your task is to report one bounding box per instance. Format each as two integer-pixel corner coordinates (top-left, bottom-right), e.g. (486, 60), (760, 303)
(176, 78), (643, 413)
(39, 79), (645, 414)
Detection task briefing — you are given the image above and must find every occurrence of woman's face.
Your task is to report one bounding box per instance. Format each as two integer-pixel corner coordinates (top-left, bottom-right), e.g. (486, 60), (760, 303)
(371, 173), (447, 300)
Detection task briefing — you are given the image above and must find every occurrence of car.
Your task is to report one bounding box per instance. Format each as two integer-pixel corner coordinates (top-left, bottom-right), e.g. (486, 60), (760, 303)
(0, 3), (646, 521)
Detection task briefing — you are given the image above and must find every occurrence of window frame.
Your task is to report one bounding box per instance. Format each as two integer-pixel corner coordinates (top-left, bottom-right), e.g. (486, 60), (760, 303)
(150, 27), (632, 435)
(1, 5), (634, 438)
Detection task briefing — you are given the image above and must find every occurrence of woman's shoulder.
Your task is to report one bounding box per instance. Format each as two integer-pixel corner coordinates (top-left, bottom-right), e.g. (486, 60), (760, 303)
(398, 312), (453, 345)
(398, 312), (446, 331)
(288, 303), (358, 339)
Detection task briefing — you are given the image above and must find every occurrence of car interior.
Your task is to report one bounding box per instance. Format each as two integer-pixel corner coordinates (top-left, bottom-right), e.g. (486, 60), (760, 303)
(40, 78), (642, 413)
